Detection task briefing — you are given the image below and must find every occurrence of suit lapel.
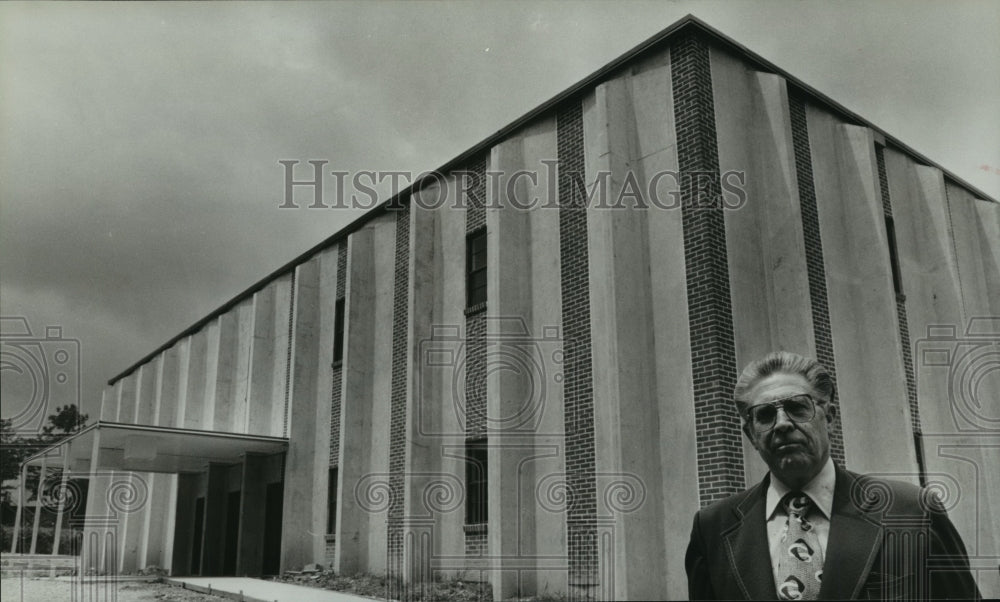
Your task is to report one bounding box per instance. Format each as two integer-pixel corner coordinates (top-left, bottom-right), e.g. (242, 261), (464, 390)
(819, 467), (883, 600)
(723, 476), (777, 600)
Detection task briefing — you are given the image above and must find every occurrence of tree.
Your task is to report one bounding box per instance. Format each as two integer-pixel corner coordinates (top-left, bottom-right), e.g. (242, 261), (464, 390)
(40, 404), (89, 441)
(0, 405), (89, 504)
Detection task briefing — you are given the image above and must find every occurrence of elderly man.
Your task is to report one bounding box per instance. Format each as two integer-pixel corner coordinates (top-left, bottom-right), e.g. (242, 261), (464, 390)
(685, 351), (981, 600)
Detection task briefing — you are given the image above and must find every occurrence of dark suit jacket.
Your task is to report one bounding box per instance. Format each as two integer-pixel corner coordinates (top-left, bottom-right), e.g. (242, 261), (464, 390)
(685, 466), (981, 600)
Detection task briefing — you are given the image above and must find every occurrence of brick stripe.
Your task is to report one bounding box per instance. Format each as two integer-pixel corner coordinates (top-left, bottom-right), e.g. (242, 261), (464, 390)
(387, 204), (411, 572)
(875, 145), (922, 442)
(556, 99), (599, 584)
(788, 90), (847, 467)
(670, 33), (744, 507)
(465, 156), (488, 440)
(330, 243), (347, 466)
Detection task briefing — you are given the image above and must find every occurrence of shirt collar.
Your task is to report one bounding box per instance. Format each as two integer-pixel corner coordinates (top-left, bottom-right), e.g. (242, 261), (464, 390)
(765, 456), (836, 520)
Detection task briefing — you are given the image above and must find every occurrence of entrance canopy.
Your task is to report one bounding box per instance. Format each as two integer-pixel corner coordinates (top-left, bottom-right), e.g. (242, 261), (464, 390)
(23, 421), (288, 474)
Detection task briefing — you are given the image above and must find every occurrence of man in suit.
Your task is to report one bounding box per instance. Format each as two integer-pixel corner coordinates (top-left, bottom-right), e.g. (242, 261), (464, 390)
(685, 351), (981, 600)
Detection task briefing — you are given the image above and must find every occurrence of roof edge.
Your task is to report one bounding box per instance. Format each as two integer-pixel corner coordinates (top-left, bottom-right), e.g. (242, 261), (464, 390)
(108, 14), (997, 386)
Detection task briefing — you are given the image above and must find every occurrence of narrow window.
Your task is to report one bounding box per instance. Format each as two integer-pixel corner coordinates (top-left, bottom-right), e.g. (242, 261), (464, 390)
(327, 466), (339, 534)
(465, 439), (488, 524)
(466, 229), (487, 308)
(885, 216), (903, 295)
(333, 298), (346, 364)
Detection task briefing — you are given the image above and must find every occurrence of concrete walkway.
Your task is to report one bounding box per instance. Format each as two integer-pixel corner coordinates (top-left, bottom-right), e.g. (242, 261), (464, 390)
(167, 577), (384, 602)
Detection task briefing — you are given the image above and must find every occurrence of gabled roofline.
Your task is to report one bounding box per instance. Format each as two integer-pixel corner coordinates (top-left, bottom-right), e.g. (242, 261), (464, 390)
(108, 14), (997, 386)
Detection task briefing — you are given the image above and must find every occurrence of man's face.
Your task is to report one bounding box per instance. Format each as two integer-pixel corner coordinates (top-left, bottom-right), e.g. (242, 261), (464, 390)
(744, 371), (835, 487)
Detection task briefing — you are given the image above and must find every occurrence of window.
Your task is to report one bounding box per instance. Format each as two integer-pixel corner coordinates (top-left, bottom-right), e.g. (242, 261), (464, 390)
(465, 439), (488, 525)
(466, 229), (487, 308)
(333, 298), (346, 364)
(885, 216), (903, 296)
(327, 466), (339, 534)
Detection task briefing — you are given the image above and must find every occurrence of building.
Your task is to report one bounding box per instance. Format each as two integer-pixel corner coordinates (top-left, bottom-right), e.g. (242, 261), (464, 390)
(14, 15), (998, 600)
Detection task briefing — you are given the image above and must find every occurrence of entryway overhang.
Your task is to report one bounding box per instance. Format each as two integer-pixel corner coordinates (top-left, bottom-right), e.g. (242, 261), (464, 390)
(22, 420), (288, 474)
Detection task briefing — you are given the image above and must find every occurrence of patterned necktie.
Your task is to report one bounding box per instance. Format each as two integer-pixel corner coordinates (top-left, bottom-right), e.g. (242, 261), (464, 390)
(776, 492), (824, 600)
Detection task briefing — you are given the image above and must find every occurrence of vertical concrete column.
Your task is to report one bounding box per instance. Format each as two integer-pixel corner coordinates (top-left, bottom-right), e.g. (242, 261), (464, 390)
(336, 228), (376, 574)
(142, 347), (180, 572)
(432, 175), (467, 576)
(237, 453), (267, 576)
(183, 330), (209, 430)
(582, 74), (668, 601)
(52, 442), (71, 555)
(486, 117), (567, 598)
(233, 300), (255, 434)
(123, 362), (158, 572)
(134, 363), (157, 425)
(210, 311), (239, 432)
(806, 108), (917, 478)
(710, 52), (818, 484)
(358, 223), (398, 574)
(248, 285), (277, 436)
(403, 188), (445, 584)
(270, 274), (294, 438)
(281, 257), (331, 570)
(10, 464), (25, 552)
(115, 371), (140, 574)
(157, 346), (181, 429)
(81, 428), (112, 574)
(29, 456), (47, 554)
(117, 372), (138, 423)
(200, 463), (227, 576)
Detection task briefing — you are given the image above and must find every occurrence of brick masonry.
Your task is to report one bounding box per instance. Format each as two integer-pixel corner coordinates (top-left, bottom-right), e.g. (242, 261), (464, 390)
(465, 529), (488, 558)
(465, 156), (489, 440)
(788, 89), (847, 467)
(330, 243), (347, 466)
(556, 99), (599, 584)
(875, 144), (923, 467)
(387, 204), (411, 574)
(670, 32), (745, 507)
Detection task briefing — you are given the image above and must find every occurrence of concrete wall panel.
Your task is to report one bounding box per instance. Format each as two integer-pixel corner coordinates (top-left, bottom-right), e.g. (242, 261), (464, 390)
(183, 330), (209, 430)
(248, 284), (277, 436)
(884, 153), (1000, 597)
(582, 46), (697, 600)
(365, 218), (397, 573)
(806, 105), (918, 479)
(270, 274), (293, 438)
(281, 258), (319, 571)
(711, 48), (818, 484)
(232, 299), (255, 433)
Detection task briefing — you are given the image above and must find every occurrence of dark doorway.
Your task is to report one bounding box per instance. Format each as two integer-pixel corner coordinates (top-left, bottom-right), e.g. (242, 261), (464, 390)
(262, 482), (283, 576)
(191, 497), (205, 575)
(223, 490), (241, 575)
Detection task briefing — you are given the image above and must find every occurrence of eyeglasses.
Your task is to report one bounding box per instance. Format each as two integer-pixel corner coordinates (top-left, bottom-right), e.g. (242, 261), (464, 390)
(745, 394), (817, 432)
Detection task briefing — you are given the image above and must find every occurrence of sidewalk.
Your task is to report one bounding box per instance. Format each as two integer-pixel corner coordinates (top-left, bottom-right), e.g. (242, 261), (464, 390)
(168, 577), (385, 602)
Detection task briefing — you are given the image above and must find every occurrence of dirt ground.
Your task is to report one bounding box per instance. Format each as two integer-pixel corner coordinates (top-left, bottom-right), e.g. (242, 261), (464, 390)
(0, 577), (226, 602)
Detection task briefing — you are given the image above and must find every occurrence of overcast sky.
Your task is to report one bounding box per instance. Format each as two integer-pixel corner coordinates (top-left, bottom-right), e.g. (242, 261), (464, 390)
(2, 1), (998, 429)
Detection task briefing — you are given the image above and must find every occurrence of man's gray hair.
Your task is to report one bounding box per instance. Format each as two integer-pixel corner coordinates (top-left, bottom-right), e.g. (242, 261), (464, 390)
(733, 351), (836, 416)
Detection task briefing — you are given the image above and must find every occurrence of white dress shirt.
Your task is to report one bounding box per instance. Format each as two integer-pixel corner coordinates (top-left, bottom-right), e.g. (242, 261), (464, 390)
(765, 456), (836, 589)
